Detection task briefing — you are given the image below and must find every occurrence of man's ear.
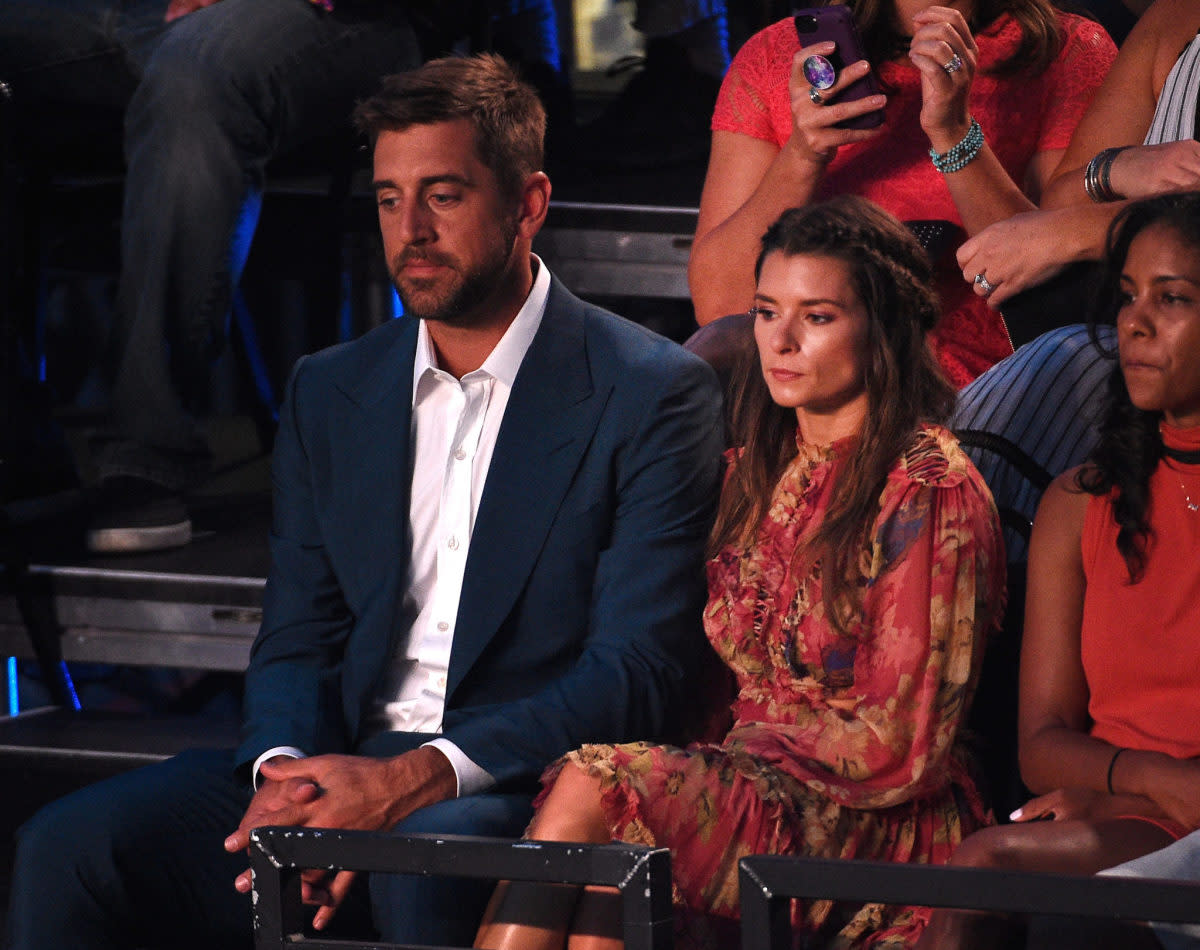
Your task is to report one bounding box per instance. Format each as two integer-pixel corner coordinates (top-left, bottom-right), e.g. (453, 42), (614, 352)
(516, 171), (552, 240)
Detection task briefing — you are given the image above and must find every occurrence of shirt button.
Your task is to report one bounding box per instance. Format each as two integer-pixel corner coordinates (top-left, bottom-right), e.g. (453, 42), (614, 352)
(436, 621), (449, 632)
(454, 448), (466, 461)
(447, 536), (459, 550)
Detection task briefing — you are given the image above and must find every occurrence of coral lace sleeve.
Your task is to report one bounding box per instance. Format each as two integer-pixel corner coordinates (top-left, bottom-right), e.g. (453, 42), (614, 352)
(712, 18), (795, 144)
(705, 18), (792, 142)
(707, 427), (1006, 810)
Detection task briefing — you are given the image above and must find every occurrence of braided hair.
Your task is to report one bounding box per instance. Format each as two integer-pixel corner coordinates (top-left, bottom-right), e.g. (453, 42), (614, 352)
(1078, 192), (1200, 582)
(710, 195), (955, 634)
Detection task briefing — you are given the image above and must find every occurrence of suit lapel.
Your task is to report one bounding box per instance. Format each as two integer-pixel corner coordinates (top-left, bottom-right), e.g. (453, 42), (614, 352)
(335, 316), (418, 535)
(447, 281), (607, 698)
(333, 318), (417, 725)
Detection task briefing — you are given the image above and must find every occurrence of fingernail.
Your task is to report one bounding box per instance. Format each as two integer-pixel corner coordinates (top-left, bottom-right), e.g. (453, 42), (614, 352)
(1009, 808), (1022, 821)
(224, 836), (237, 850)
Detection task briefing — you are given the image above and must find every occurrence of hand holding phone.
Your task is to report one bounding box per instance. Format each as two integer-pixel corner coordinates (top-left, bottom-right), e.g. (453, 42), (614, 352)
(793, 6), (884, 130)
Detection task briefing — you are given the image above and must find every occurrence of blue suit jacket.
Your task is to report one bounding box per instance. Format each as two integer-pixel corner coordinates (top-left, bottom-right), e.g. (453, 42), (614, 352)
(236, 277), (724, 789)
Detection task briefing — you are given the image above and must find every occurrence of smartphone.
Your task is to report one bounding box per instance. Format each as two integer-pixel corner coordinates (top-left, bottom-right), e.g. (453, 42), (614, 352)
(793, 5), (884, 130)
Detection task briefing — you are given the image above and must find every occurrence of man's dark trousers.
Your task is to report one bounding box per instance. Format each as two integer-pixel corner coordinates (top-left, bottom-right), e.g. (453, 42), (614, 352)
(6, 737), (534, 949)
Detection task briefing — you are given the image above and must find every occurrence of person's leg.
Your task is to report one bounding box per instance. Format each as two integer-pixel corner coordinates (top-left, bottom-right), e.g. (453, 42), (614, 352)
(0, 0), (158, 508)
(632, 0), (728, 76)
(367, 791), (536, 945)
(101, 0), (424, 489)
(0, 0), (161, 130)
(917, 819), (1178, 950)
(1101, 831), (1200, 950)
(945, 818), (1178, 875)
(5, 747), (253, 950)
(573, 0), (726, 173)
(475, 763), (613, 950)
(565, 888), (623, 950)
(1025, 914), (1163, 949)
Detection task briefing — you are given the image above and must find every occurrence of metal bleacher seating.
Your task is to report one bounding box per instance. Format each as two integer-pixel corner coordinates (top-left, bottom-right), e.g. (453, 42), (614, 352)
(249, 830), (673, 950)
(737, 856), (1200, 950)
(536, 201), (696, 303)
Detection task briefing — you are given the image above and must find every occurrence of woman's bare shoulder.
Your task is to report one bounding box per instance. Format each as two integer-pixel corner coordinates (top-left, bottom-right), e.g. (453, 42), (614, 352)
(1037, 466), (1094, 532)
(1139, 0), (1200, 39)
(1129, 0), (1200, 94)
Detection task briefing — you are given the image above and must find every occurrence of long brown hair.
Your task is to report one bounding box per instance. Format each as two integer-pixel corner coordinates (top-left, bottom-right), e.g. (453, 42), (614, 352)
(709, 195), (955, 633)
(831, 0), (1063, 76)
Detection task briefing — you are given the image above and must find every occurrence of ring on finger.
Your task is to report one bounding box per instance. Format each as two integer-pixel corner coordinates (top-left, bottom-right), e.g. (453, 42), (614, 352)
(942, 53), (963, 74)
(809, 86), (826, 106)
(974, 272), (996, 296)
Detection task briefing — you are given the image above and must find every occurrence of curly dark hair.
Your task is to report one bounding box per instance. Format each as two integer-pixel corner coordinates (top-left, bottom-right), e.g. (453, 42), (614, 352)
(1078, 192), (1200, 582)
(710, 195), (955, 634)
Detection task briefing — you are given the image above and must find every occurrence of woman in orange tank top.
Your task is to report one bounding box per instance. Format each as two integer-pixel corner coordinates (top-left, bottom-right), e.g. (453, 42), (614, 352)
(919, 192), (1200, 948)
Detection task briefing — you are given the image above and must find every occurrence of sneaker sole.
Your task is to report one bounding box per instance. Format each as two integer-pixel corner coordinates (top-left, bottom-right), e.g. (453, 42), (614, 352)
(86, 520), (193, 554)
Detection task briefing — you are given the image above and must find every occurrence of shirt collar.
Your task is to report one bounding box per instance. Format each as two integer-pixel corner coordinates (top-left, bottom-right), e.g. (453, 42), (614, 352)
(412, 255), (550, 401)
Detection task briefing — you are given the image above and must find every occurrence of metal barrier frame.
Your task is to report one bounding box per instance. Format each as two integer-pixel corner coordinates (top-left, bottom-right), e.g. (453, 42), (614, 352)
(250, 828), (673, 950)
(738, 856), (1200, 950)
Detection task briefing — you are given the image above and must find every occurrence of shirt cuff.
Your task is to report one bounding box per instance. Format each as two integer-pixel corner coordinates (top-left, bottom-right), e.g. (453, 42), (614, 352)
(423, 738), (495, 797)
(252, 746), (307, 790)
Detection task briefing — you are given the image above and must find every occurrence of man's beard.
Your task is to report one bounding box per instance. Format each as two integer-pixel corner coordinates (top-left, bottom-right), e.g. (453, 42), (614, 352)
(391, 219), (519, 327)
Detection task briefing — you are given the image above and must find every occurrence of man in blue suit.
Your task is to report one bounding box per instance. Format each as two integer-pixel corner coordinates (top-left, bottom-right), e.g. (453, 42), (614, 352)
(5, 54), (724, 948)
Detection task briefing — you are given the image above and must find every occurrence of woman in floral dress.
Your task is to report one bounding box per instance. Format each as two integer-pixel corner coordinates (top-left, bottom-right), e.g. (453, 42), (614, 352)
(475, 195), (1006, 950)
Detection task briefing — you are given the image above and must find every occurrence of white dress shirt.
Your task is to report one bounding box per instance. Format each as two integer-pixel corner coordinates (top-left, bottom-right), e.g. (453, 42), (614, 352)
(253, 259), (550, 794)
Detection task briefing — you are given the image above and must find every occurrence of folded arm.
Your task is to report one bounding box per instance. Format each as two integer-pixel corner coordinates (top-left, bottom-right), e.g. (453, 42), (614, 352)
(955, 202), (1123, 308)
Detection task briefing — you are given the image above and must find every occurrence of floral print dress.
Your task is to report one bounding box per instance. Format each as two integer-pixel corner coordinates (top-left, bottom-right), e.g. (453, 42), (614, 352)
(554, 425), (1005, 948)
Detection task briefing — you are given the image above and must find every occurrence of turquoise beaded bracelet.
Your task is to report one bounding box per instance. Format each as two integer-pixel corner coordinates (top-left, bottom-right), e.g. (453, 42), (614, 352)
(929, 118), (984, 174)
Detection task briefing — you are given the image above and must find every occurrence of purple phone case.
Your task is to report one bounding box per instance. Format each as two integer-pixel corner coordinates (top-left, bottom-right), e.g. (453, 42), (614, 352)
(793, 6), (884, 130)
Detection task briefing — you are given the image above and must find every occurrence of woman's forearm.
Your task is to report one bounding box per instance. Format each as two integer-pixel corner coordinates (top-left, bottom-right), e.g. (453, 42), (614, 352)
(1019, 723), (1131, 796)
(1022, 724), (1196, 826)
(935, 143), (1037, 237)
(1112, 749), (1200, 827)
(690, 140), (827, 325)
(1042, 159), (1090, 209)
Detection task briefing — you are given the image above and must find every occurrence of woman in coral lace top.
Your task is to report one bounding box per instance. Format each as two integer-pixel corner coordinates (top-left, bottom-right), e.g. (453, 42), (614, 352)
(919, 192), (1200, 948)
(475, 196), (1005, 949)
(689, 0), (1116, 387)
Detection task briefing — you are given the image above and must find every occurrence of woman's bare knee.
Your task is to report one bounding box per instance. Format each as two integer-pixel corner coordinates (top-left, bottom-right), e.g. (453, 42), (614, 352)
(527, 764), (610, 843)
(947, 825), (1038, 869)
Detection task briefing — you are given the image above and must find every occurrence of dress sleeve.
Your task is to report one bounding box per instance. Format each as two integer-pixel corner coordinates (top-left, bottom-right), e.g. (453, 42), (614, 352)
(711, 21), (789, 144)
(1036, 15), (1118, 152)
(731, 443), (1006, 809)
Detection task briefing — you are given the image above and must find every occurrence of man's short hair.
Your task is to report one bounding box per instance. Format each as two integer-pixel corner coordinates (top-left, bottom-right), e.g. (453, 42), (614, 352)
(354, 53), (545, 201)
